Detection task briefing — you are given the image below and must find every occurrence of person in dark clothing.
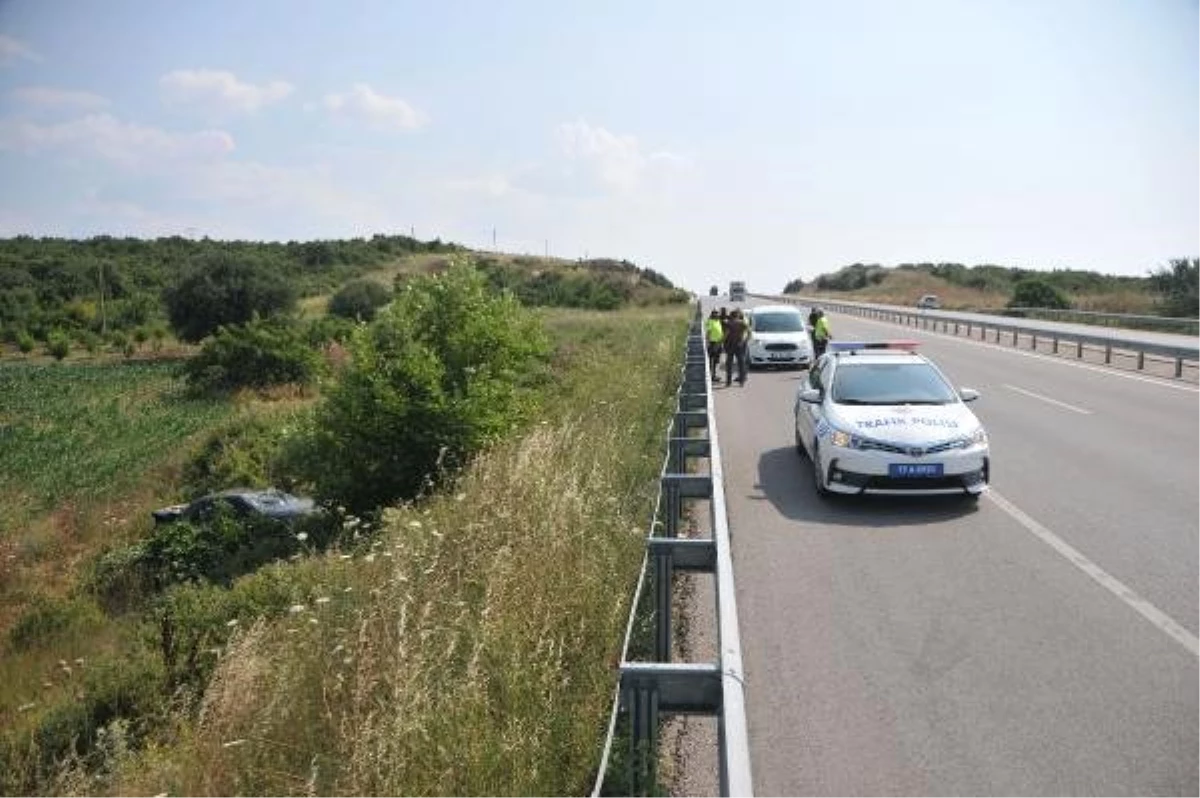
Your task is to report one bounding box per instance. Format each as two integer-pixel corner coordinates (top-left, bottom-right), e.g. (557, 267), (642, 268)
(704, 309), (725, 382)
(723, 308), (750, 386)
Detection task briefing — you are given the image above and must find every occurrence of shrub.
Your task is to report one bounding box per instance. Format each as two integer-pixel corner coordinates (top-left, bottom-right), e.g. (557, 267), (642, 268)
(181, 414), (295, 498)
(327, 278), (392, 322)
(306, 259), (551, 515)
(182, 317), (322, 393)
(1008, 279), (1070, 310)
(163, 251), (297, 343)
(16, 330), (34, 354)
(1149, 258), (1199, 318)
(46, 330), (70, 360)
(7, 594), (106, 651)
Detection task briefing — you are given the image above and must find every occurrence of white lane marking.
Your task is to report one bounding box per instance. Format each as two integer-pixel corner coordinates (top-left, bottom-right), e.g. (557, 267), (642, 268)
(987, 488), (1199, 657)
(1002, 384), (1092, 414)
(847, 315), (1200, 394)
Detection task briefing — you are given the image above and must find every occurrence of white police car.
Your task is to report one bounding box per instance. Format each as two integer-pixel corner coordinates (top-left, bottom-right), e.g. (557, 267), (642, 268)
(794, 341), (989, 499)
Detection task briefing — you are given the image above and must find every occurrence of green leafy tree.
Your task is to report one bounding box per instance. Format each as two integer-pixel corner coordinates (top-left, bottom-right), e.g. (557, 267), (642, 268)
(182, 317), (323, 393)
(1008, 279), (1070, 310)
(307, 260), (550, 515)
(163, 252), (297, 342)
(1149, 258), (1199, 318)
(46, 330), (70, 361)
(16, 331), (34, 355)
(327, 278), (392, 321)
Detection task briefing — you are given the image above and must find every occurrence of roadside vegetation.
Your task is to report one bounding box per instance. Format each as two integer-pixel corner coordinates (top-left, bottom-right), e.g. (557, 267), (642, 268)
(0, 248), (689, 796)
(783, 259), (1199, 318)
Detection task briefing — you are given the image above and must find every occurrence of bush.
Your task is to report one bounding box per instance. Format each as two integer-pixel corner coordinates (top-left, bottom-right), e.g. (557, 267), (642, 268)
(7, 594), (106, 651)
(16, 330), (34, 354)
(1149, 258), (1199, 318)
(1008, 279), (1070, 310)
(328, 278), (392, 322)
(306, 259), (551, 515)
(46, 330), (70, 360)
(181, 415), (294, 498)
(163, 251), (297, 343)
(182, 317), (322, 393)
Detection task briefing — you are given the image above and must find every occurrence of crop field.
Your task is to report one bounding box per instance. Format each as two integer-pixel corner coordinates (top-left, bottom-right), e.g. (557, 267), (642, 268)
(0, 362), (230, 535)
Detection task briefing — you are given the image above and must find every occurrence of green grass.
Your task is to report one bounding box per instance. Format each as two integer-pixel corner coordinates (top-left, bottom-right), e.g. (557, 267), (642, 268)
(0, 362), (230, 536)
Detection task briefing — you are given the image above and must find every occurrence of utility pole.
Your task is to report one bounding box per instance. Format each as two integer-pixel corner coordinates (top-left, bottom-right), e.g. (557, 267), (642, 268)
(545, 239), (549, 258)
(493, 227), (497, 250)
(96, 260), (107, 335)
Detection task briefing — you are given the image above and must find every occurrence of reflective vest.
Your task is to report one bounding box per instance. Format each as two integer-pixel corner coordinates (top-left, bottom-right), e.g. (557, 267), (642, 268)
(705, 318), (725, 343)
(813, 316), (831, 341)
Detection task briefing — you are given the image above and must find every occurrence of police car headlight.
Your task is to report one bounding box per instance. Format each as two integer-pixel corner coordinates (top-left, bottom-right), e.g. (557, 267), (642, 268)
(960, 427), (988, 448)
(830, 428), (865, 449)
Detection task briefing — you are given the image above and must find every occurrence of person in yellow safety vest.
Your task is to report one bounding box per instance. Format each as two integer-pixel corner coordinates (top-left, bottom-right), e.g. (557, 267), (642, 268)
(705, 309), (725, 382)
(812, 308), (832, 358)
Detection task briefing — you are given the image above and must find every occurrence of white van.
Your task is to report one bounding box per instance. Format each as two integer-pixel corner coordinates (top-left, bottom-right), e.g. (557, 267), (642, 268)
(747, 305), (813, 369)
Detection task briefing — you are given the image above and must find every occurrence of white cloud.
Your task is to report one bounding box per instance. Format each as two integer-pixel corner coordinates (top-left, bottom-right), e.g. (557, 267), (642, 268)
(160, 69), (294, 113)
(506, 119), (691, 198)
(0, 113), (235, 167)
(11, 86), (110, 111)
(323, 83), (427, 131)
(0, 34), (42, 66)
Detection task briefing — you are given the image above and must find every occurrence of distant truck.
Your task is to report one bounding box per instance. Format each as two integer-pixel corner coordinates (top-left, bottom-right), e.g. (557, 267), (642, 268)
(729, 281), (746, 303)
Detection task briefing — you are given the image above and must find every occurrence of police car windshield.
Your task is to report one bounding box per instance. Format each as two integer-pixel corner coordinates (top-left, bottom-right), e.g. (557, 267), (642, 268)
(831, 362), (958, 405)
(752, 312), (803, 333)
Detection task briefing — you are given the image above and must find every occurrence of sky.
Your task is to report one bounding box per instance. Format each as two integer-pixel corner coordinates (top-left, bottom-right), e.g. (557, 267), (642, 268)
(0, 0), (1196, 294)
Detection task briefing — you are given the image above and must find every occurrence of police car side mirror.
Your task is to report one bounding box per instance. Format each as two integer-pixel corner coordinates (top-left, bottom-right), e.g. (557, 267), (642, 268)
(799, 387), (822, 404)
(959, 388), (980, 402)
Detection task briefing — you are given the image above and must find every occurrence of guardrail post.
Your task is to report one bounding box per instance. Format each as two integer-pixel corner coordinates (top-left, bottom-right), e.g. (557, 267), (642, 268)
(1176, 357), (1184, 378)
(654, 548), (673, 662)
(1077, 340), (1084, 359)
(1031, 333), (1038, 350)
(1105, 343), (1113, 364)
(1053, 337), (1059, 354)
(623, 680), (659, 795)
(1137, 351), (1145, 370)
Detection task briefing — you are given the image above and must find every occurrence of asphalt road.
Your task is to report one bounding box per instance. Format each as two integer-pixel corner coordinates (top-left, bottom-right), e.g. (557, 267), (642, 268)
(710, 303), (1199, 796)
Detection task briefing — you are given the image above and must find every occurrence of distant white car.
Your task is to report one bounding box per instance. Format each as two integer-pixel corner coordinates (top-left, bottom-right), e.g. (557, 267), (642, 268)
(747, 304), (813, 369)
(794, 341), (989, 499)
(917, 294), (941, 309)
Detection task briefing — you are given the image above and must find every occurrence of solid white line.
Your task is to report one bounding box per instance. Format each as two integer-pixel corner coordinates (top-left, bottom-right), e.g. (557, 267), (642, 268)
(1002, 384), (1092, 414)
(986, 488), (1199, 658)
(848, 315), (1200, 394)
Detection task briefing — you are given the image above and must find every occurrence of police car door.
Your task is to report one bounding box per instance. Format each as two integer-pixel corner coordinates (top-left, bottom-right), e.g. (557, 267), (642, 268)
(796, 355), (830, 454)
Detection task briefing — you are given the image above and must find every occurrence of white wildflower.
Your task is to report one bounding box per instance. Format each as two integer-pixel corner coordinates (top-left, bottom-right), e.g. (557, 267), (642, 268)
(288, 604), (306, 614)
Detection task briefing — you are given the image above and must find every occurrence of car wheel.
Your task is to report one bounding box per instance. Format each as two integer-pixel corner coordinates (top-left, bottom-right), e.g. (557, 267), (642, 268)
(811, 443), (831, 498)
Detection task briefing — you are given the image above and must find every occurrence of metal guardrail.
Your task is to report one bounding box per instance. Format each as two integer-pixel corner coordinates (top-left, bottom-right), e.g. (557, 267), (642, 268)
(999, 307), (1199, 336)
(765, 295), (1199, 380)
(592, 308), (752, 797)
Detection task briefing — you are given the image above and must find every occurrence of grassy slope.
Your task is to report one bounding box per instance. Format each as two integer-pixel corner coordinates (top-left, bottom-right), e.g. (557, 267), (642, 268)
(793, 269), (1161, 314)
(0, 302), (691, 796)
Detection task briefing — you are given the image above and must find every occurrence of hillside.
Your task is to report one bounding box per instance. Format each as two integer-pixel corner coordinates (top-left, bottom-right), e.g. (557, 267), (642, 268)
(0, 235), (688, 351)
(783, 261), (1198, 317)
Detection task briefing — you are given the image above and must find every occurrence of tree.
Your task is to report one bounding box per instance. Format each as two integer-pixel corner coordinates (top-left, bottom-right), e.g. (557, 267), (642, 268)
(306, 260), (550, 515)
(163, 252), (297, 342)
(182, 317), (322, 393)
(327, 278), (391, 322)
(1149, 258), (1199, 318)
(1007, 279), (1070, 310)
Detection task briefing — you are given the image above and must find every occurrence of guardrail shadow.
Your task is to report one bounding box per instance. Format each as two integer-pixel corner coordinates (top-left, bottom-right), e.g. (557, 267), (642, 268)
(754, 446), (980, 527)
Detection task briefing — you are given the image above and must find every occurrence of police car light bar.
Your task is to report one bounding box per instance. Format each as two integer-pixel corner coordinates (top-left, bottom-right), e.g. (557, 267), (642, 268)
(828, 340), (920, 353)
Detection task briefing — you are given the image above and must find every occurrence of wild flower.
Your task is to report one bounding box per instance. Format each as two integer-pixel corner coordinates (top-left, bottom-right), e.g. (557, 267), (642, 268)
(222, 739), (247, 748)
(288, 604), (306, 614)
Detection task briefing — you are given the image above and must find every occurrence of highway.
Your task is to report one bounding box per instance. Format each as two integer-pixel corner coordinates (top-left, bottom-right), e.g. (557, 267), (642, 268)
(709, 303), (1199, 795)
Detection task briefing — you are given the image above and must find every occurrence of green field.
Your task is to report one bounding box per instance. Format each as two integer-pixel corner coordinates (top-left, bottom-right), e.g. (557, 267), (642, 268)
(0, 362), (230, 535)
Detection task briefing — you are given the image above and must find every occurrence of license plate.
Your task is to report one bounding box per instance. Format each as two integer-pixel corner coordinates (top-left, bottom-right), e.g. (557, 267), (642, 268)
(769, 353), (791, 360)
(889, 463), (944, 478)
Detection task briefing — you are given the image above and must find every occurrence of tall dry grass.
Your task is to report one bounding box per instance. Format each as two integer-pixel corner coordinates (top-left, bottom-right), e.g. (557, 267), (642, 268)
(107, 305), (690, 796)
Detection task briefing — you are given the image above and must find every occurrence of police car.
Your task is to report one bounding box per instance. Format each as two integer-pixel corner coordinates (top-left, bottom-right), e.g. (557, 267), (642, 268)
(793, 341), (989, 499)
